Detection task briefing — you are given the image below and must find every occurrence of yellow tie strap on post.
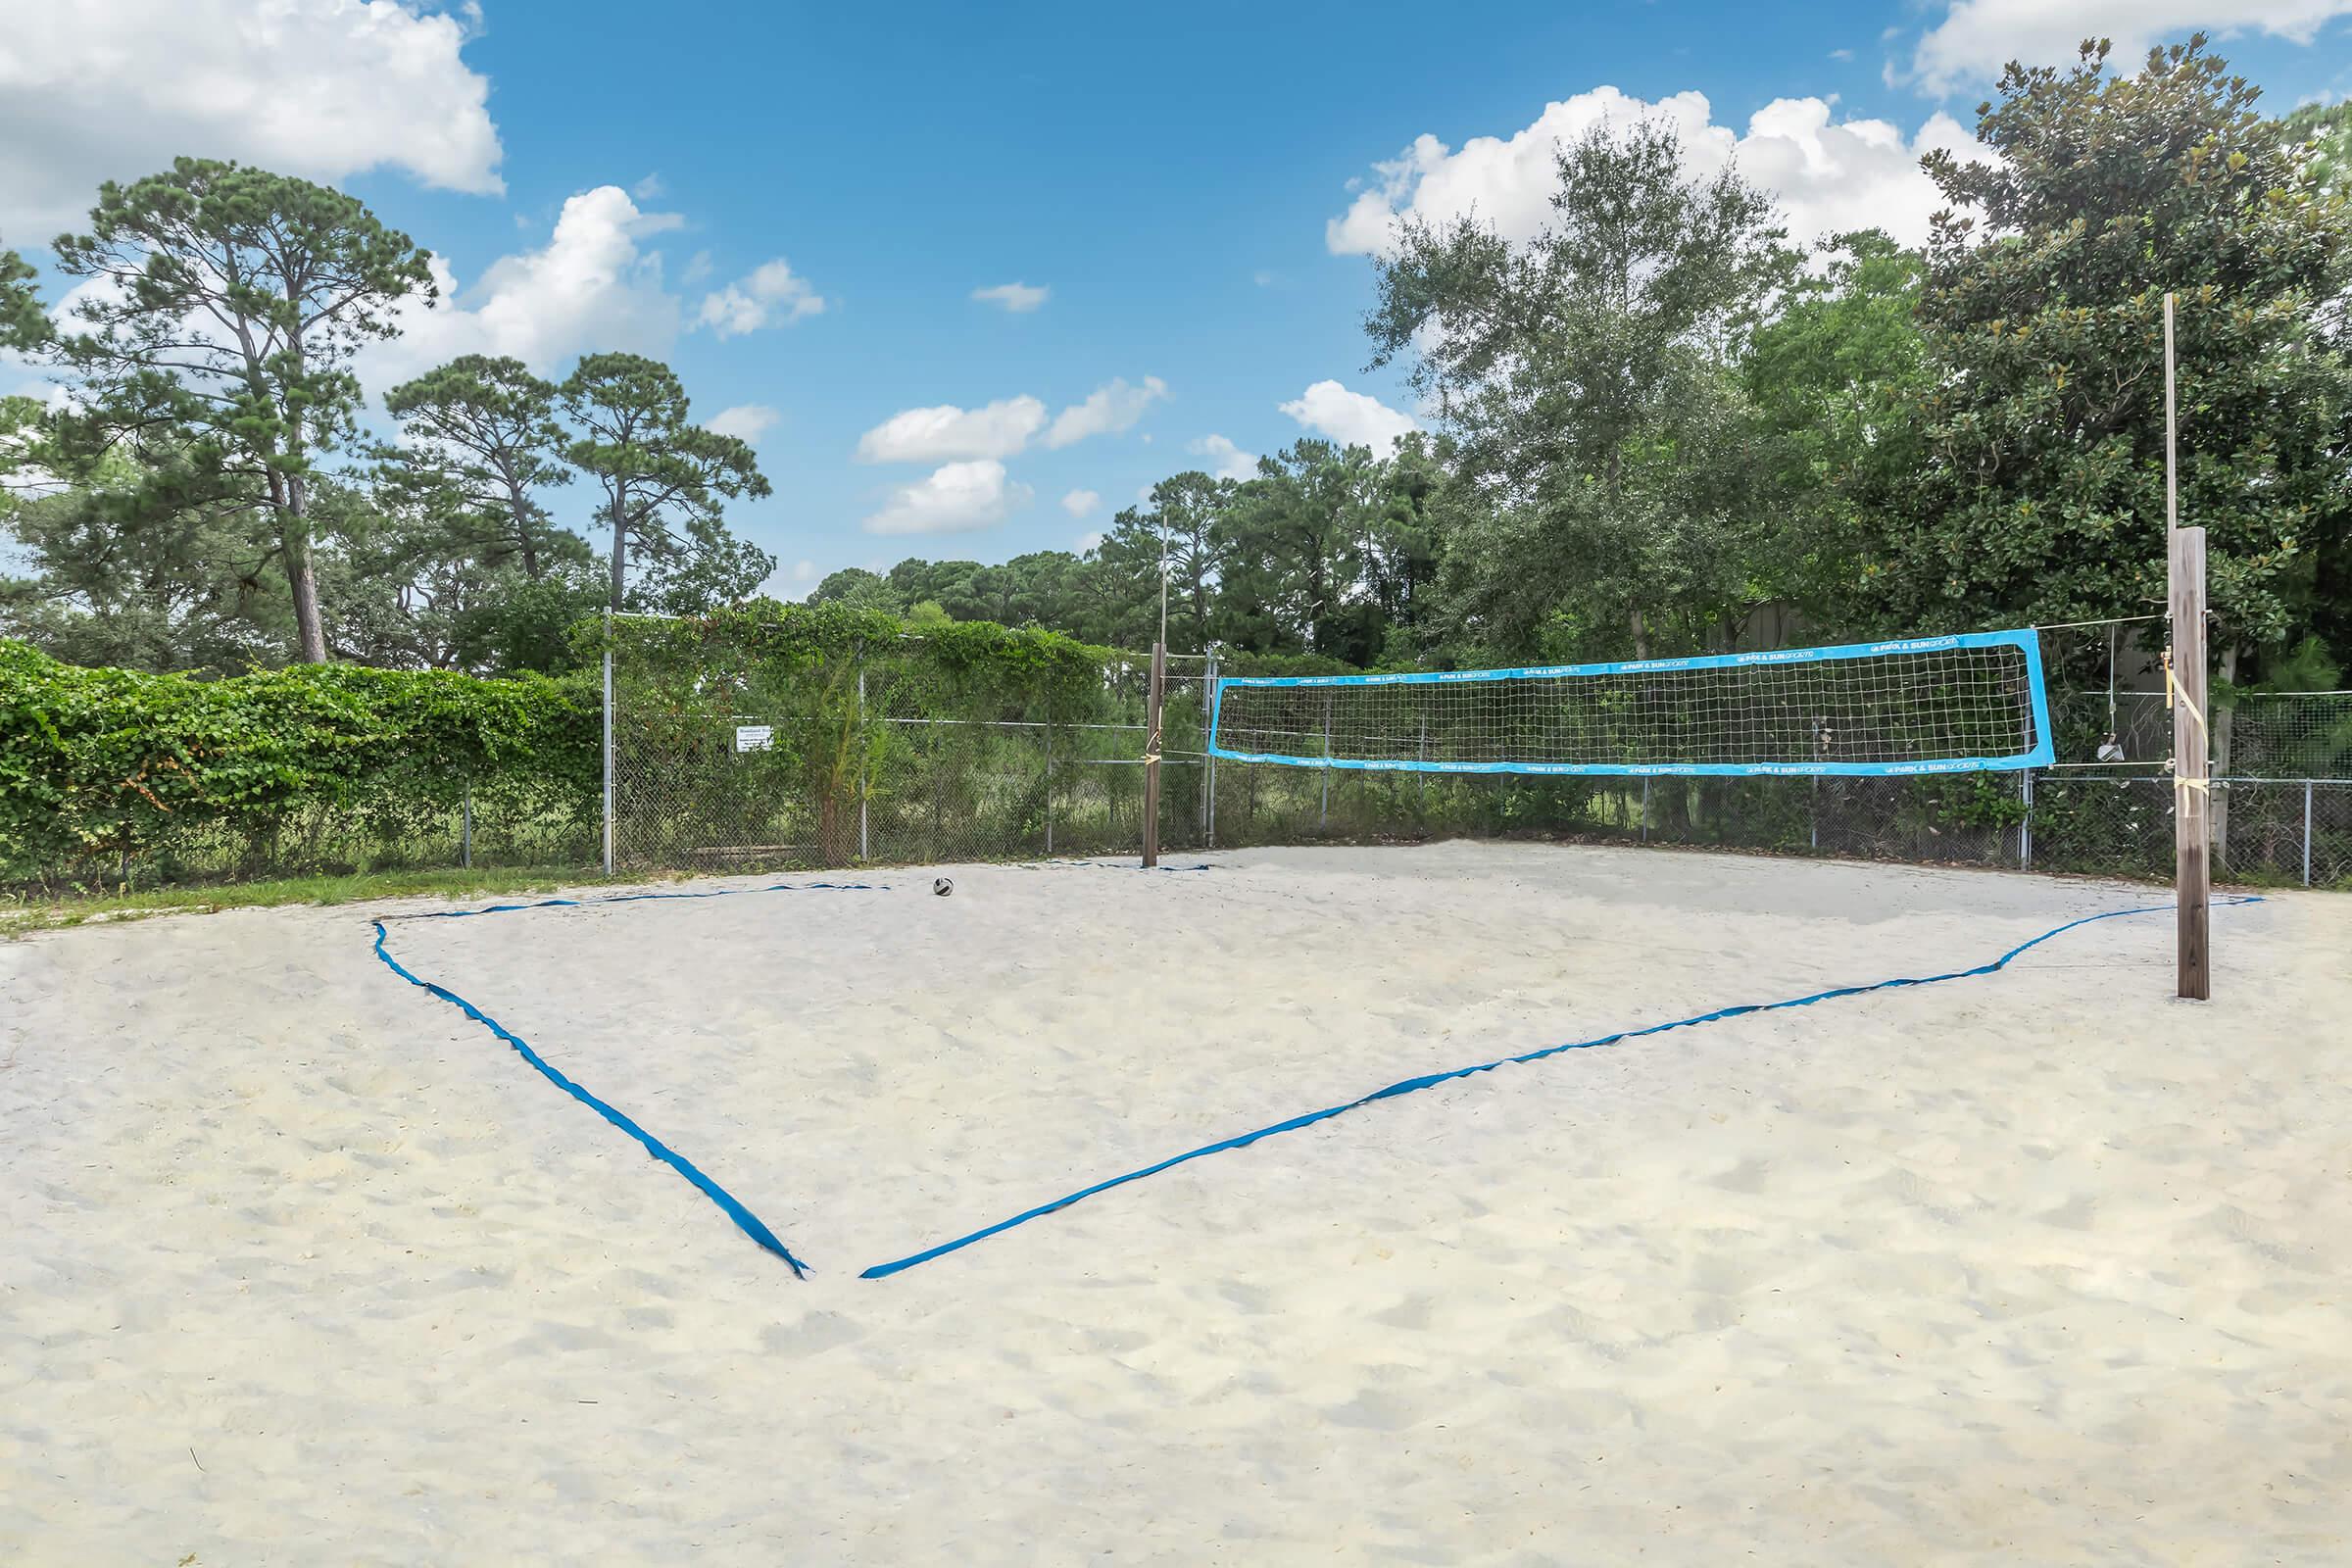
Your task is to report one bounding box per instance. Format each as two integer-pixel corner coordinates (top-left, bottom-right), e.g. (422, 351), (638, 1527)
(2163, 650), (2211, 796)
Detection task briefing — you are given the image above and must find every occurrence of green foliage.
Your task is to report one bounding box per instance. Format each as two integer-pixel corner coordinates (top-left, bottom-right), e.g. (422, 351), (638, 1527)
(49, 158), (437, 662)
(0, 637), (595, 885)
(0, 424), (290, 669)
(559, 353), (774, 613)
(1744, 230), (1932, 619)
(1370, 115), (1800, 661)
(374, 354), (575, 580)
(1, 245), (48, 353)
(1861, 38), (2352, 664)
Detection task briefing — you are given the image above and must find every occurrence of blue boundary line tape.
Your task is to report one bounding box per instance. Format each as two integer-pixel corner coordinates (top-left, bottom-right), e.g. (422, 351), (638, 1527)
(858, 894), (2261, 1280)
(1206, 626), (2057, 777)
(371, 878), (889, 1278)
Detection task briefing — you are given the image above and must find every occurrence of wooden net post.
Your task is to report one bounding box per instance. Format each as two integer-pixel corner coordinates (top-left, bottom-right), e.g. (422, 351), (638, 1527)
(2165, 292), (2211, 1001)
(2171, 526), (2211, 1000)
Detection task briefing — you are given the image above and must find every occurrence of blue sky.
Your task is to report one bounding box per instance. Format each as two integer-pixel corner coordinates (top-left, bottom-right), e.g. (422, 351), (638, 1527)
(7, 1), (2350, 594)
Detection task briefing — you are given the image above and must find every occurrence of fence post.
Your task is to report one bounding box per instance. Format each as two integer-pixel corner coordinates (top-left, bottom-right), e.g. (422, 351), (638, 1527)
(462, 780), (473, 870)
(1044, 718), (1054, 857)
(2306, 780), (2315, 889)
(857, 654), (869, 862)
(1142, 641), (1166, 867)
(1203, 653), (1218, 849)
(1320, 691), (1333, 832)
(601, 608), (614, 875)
(1417, 714), (1428, 809)
(2019, 768), (2034, 870)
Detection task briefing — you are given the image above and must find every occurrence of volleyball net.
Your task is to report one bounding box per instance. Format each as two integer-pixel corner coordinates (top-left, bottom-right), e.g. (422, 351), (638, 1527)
(1205, 629), (2055, 777)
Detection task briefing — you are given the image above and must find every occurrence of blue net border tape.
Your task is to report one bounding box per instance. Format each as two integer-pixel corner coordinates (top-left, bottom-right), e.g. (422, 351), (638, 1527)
(858, 894), (2259, 1280)
(1206, 625), (2058, 776)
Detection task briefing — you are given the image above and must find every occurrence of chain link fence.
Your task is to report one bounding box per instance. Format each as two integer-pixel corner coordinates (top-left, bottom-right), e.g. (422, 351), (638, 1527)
(607, 619), (2351, 891)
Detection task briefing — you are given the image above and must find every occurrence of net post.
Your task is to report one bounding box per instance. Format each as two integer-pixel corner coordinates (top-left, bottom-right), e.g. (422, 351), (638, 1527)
(2018, 769), (2033, 869)
(2171, 527), (2211, 999)
(601, 608), (615, 876)
(2167, 292), (2210, 1002)
(1142, 641), (1165, 867)
(1203, 651), (1218, 849)
(2303, 779), (2314, 889)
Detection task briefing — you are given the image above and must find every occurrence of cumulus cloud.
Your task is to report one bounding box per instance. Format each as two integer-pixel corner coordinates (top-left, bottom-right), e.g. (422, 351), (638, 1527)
(707, 404), (779, 443)
(697, 258), (825, 337)
(0, 0), (503, 236)
(1326, 84), (1985, 256)
(1060, 488), (1102, 519)
(1911, 0), (2352, 94)
(1279, 381), (1419, 453)
(971, 281), (1050, 313)
(368, 185), (683, 386)
(855, 395), (1047, 464)
(1044, 375), (1167, 449)
(863, 459), (1031, 536)
(1188, 434), (1259, 481)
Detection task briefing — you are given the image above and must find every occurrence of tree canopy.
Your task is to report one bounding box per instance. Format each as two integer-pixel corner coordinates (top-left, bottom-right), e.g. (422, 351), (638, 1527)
(4, 34), (2347, 685)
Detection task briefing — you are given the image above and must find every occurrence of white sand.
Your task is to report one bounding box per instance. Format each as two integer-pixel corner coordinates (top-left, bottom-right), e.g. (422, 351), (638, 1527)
(4, 841), (2349, 1564)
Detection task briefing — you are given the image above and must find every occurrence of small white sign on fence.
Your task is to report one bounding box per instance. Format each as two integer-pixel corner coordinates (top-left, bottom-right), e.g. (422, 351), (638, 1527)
(735, 724), (774, 753)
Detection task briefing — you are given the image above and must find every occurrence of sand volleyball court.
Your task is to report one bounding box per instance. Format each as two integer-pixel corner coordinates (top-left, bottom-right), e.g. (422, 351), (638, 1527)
(4, 842), (2349, 1562)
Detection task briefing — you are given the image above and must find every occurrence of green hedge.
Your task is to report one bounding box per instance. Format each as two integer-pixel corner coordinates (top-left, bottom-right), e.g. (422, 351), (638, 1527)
(1, 638), (599, 885)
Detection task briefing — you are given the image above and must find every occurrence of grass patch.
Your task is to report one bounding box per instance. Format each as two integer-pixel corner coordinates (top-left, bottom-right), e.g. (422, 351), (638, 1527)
(1, 863), (648, 936)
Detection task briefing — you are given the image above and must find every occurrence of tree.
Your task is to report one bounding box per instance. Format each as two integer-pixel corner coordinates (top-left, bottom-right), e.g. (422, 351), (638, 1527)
(807, 566), (905, 614)
(2, 244), (47, 354)
(557, 352), (775, 613)
(1368, 118), (1797, 660)
(50, 159), (435, 662)
(2284, 100), (2352, 196)
(0, 426), (290, 670)
(1743, 230), (1932, 629)
(1861, 38), (2352, 668)
(376, 355), (573, 580)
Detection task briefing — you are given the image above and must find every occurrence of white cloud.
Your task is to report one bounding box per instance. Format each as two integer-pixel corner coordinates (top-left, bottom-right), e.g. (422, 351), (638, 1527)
(854, 376), (1166, 466)
(793, 559), (817, 581)
(369, 185), (683, 386)
(856, 395), (1047, 464)
(863, 459), (1031, 536)
(1189, 433), (1259, 481)
(1326, 85), (1985, 256)
(1911, 0), (2352, 94)
(631, 172), (665, 200)
(971, 281), (1050, 313)
(707, 404), (779, 443)
(697, 258), (825, 337)
(1060, 488), (1102, 519)
(0, 0), (503, 236)
(1044, 375), (1167, 449)
(1279, 380), (1419, 453)
(1074, 530), (1105, 554)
